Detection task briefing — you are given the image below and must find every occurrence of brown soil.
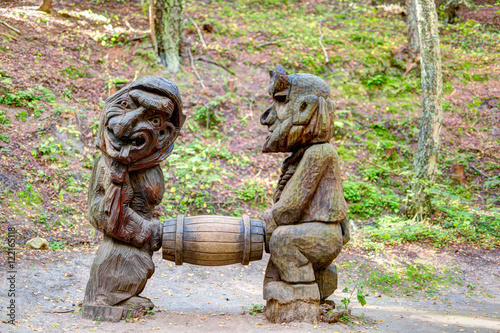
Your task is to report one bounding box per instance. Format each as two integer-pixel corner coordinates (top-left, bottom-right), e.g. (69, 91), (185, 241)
(1, 246), (499, 332)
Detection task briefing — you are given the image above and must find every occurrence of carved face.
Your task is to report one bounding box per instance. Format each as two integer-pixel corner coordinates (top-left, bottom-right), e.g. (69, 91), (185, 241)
(97, 76), (185, 167)
(260, 65), (336, 153)
(104, 104), (176, 165)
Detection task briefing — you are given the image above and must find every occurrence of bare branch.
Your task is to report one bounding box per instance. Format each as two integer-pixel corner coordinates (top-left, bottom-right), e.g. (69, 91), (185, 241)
(0, 21), (20, 35)
(124, 19), (136, 32)
(0, 32), (17, 41)
(256, 38), (288, 48)
(189, 17), (207, 49)
(195, 56), (234, 75)
(318, 20), (329, 63)
(187, 48), (206, 89)
(466, 162), (490, 178)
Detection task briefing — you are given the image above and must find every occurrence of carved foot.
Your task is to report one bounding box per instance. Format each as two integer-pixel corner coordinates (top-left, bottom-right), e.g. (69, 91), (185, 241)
(263, 281), (320, 323)
(316, 264), (338, 303)
(82, 296), (154, 322)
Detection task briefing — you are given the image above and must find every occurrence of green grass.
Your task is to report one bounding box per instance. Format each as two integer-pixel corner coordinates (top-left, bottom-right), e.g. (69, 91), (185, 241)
(162, 137), (260, 217)
(0, 85), (55, 118)
(343, 181), (400, 219)
(359, 261), (461, 296)
(360, 204), (499, 250)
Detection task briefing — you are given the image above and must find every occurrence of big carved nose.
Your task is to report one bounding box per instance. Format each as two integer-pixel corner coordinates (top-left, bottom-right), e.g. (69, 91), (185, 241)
(260, 105), (277, 126)
(109, 108), (144, 138)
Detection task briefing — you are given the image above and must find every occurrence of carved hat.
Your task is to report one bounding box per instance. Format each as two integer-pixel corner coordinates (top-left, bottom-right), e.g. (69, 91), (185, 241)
(268, 64), (331, 101)
(96, 76), (185, 182)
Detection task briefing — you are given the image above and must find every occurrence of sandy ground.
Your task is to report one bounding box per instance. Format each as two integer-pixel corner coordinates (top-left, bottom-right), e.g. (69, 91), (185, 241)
(1, 248), (499, 333)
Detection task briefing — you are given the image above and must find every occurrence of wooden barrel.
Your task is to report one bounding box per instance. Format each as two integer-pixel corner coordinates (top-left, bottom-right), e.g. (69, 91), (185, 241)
(162, 215), (264, 266)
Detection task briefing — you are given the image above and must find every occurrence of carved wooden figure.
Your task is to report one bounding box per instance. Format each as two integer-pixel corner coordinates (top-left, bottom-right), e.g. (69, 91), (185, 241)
(260, 65), (350, 323)
(82, 76), (185, 322)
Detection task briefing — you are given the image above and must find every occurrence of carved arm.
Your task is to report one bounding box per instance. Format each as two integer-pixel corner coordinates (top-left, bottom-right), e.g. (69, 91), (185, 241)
(270, 144), (331, 226)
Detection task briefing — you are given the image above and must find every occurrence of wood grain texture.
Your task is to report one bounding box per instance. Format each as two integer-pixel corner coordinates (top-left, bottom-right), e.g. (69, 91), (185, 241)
(82, 77), (185, 322)
(260, 66), (349, 323)
(162, 215), (264, 266)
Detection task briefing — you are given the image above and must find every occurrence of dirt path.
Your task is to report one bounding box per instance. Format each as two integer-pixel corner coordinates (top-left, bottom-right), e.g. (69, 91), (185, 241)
(1, 248), (499, 333)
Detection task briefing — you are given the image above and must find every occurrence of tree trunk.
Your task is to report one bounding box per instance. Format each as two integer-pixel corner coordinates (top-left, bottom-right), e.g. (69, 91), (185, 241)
(38, 0), (52, 13)
(405, 0), (420, 57)
(150, 0), (182, 73)
(410, 0), (443, 220)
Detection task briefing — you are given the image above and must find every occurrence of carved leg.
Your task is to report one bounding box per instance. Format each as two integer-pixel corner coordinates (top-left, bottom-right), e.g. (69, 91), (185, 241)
(315, 264), (338, 305)
(82, 236), (155, 322)
(264, 223), (343, 323)
(263, 258), (281, 286)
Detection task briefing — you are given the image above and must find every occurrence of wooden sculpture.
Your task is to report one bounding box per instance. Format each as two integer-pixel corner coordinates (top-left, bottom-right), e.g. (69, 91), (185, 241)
(82, 76), (186, 322)
(260, 65), (350, 323)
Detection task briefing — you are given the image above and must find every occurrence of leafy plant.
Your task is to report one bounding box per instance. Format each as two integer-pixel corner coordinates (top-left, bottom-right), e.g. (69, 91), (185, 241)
(339, 281), (367, 310)
(0, 110), (11, 125)
(234, 179), (267, 208)
(0, 85), (54, 118)
(193, 94), (234, 129)
(343, 181), (400, 218)
(356, 260), (461, 295)
(243, 303), (264, 315)
(17, 184), (42, 206)
(94, 31), (129, 46)
(145, 308), (156, 317)
(162, 141), (228, 216)
(0, 88), (40, 107)
(33, 136), (66, 161)
(49, 241), (65, 250)
(61, 65), (87, 79)
(106, 77), (128, 91)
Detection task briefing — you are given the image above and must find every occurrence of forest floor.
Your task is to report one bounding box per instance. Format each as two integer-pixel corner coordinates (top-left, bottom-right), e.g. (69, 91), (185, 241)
(0, 0), (499, 332)
(1, 248), (500, 333)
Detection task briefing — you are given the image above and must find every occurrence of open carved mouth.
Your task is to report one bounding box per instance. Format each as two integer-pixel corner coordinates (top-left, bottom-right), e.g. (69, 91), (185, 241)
(106, 127), (147, 150)
(130, 135), (146, 147)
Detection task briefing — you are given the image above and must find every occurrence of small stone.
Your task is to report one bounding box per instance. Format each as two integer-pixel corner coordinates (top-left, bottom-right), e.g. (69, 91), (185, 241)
(26, 237), (49, 250)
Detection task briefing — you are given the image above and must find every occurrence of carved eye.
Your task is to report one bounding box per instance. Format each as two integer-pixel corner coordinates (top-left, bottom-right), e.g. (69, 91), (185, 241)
(150, 117), (161, 127)
(274, 95), (287, 103)
(299, 101), (307, 112)
(273, 90), (289, 104)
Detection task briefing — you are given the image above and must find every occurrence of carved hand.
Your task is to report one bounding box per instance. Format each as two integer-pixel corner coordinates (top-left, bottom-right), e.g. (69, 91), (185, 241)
(263, 209), (277, 253)
(149, 219), (163, 252)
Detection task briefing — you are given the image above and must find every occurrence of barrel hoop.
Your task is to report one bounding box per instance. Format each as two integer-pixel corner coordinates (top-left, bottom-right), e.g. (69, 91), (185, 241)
(242, 214), (251, 265)
(175, 215), (184, 265)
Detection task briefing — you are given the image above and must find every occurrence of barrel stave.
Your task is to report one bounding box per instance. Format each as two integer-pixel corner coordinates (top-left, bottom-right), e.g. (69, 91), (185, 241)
(162, 215), (264, 266)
